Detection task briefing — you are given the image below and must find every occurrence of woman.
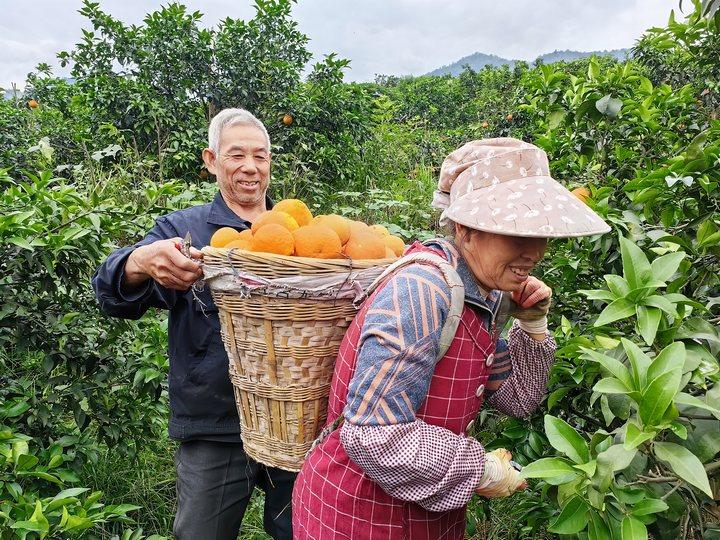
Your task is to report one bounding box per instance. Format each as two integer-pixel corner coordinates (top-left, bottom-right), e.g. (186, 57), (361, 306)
(292, 138), (610, 539)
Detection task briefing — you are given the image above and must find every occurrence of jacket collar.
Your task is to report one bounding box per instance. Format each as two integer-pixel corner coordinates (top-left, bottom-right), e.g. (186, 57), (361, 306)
(206, 191), (274, 228)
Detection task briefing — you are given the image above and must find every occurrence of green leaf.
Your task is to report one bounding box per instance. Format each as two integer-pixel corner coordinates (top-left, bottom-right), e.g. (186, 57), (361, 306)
(624, 422), (656, 449)
(51, 487), (89, 501)
(596, 94), (623, 118)
(594, 377), (632, 394)
(10, 521), (46, 532)
(650, 252), (685, 282)
(574, 460), (597, 477)
(548, 109), (566, 129)
(594, 444), (637, 491)
(630, 498), (668, 516)
(641, 295), (679, 318)
(640, 370), (682, 426)
(595, 298), (636, 327)
(582, 289), (617, 301)
(604, 274), (631, 297)
(1, 401), (31, 418)
(621, 516), (648, 540)
(676, 317), (720, 346)
(548, 495), (590, 534)
(9, 237), (35, 251)
(675, 392), (720, 415)
(588, 510), (613, 540)
(647, 341), (685, 382)
(636, 306), (661, 346)
(545, 415), (590, 464)
(582, 348), (634, 389)
(622, 339), (651, 389)
(520, 458), (582, 485)
(654, 442), (713, 497)
(29, 500), (50, 538)
(620, 236), (651, 289)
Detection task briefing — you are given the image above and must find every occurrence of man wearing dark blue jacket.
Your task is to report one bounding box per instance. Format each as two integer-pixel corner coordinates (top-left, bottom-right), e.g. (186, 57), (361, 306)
(92, 108), (295, 539)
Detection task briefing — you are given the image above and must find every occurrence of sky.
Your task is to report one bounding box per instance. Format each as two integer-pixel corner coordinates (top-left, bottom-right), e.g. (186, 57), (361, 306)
(0, 0), (677, 89)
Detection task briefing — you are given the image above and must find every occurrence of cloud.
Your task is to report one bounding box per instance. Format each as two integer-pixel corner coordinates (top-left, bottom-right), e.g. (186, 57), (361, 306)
(0, 0), (676, 88)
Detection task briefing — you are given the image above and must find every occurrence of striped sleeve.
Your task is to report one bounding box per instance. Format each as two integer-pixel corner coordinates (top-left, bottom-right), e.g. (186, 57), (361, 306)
(344, 264), (451, 426)
(485, 320), (556, 418)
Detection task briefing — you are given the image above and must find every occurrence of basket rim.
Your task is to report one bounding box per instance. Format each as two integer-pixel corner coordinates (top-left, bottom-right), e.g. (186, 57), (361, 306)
(202, 245), (396, 269)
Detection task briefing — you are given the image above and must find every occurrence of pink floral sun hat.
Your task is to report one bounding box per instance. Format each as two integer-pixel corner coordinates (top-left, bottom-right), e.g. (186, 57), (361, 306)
(431, 138), (611, 238)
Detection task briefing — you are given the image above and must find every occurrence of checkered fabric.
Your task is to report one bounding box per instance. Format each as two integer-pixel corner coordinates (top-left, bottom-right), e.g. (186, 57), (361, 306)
(292, 244), (495, 540)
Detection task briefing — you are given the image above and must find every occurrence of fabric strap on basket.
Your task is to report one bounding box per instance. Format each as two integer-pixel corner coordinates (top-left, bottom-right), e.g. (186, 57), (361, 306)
(202, 262), (384, 303)
(305, 252), (466, 456)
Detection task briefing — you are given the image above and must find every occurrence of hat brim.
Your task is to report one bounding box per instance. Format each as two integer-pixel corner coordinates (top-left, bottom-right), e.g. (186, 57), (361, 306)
(440, 176), (611, 238)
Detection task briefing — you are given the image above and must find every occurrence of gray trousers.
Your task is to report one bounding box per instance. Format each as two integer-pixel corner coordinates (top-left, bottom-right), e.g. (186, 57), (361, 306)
(173, 440), (296, 540)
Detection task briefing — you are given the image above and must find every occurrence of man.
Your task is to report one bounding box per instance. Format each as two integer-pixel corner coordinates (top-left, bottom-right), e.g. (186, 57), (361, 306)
(92, 108), (295, 539)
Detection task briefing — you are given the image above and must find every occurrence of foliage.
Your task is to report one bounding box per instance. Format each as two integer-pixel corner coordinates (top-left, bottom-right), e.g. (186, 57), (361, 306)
(2, 0), (719, 538)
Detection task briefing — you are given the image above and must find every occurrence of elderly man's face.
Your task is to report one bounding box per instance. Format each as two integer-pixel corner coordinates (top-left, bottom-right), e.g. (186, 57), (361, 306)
(204, 124), (270, 211)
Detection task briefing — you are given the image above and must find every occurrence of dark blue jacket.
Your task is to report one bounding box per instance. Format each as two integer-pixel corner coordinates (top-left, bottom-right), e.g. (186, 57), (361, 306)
(92, 192), (272, 441)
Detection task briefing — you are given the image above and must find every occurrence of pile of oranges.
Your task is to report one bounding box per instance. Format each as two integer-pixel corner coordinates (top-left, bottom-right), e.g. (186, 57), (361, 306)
(209, 199), (405, 260)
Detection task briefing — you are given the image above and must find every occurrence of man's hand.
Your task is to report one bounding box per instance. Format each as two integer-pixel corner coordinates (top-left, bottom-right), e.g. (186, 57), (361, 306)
(124, 238), (204, 291)
(475, 448), (527, 498)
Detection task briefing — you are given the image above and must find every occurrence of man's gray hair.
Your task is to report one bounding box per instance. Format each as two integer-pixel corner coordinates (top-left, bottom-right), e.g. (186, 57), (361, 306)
(208, 108), (271, 153)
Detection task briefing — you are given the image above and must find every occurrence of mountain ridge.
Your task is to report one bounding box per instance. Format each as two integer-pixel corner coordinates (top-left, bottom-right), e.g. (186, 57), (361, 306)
(427, 48), (630, 76)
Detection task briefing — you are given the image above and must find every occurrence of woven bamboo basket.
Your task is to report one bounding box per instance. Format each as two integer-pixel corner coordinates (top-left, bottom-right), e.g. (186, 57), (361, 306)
(201, 247), (392, 471)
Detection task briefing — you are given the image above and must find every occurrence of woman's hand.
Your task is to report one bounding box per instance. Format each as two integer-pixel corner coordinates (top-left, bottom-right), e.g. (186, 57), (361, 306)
(511, 276), (552, 310)
(510, 277), (552, 339)
(475, 449), (527, 498)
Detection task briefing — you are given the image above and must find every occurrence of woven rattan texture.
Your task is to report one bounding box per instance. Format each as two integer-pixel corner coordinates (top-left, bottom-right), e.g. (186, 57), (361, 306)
(204, 248), (389, 471)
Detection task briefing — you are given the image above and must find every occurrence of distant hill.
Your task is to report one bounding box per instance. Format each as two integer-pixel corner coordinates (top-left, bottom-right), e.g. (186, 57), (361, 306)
(427, 48), (630, 76)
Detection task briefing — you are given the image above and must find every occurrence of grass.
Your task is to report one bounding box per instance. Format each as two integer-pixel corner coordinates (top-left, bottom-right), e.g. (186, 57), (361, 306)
(83, 434), (539, 539)
(82, 435), (271, 539)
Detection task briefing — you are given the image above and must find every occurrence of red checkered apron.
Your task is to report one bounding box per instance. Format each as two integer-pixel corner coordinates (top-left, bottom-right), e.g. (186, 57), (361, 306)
(292, 244), (495, 539)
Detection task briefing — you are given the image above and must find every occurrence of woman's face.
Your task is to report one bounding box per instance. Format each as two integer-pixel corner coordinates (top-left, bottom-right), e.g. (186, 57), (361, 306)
(455, 225), (547, 292)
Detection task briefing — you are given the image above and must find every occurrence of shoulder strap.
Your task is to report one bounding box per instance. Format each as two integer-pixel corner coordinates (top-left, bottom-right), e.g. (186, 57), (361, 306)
(362, 252), (465, 359)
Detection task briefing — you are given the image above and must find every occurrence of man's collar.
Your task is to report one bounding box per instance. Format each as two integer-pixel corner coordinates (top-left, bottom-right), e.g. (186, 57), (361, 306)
(206, 191), (274, 227)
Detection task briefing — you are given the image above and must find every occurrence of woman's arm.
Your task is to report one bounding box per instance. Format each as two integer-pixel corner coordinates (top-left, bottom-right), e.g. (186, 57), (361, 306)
(485, 321), (556, 418)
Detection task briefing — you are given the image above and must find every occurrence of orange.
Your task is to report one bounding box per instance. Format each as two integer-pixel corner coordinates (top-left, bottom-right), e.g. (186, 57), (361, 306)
(250, 224), (294, 255)
(506, 113), (514, 121)
(293, 225), (342, 259)
(369, 224), (390, 237)
(481, 121), (489, 128)
(225, 237), (252, 250)
(27, 99), (38, 109)
(210, 227), (241, 247)
(273, 199), (313, 226)
(349, 220), (370, 236)
(314, 214), (351, 245)
(343, 232), (386, 260)
(571, 187), (591, 204)
(283, 113), (293, 126)
(251, 210), (299, 233)
(385, 247), (397, 259)
(382, 235), (405, 257)
(238, 229), (253, 240)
